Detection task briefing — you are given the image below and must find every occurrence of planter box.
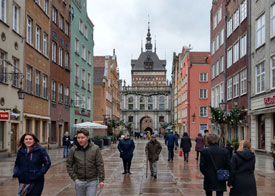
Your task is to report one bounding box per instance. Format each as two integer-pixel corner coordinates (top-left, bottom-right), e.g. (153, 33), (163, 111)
(93, 139), (103, 148)
(103, 138), (111, 146)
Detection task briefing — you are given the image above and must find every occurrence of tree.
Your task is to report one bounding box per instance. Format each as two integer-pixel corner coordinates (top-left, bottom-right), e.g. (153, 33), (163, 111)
(108, 118), (121, 135)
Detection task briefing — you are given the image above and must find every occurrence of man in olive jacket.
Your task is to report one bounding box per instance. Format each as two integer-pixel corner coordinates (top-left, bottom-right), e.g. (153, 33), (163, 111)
(67, 129), (104, 196)
(145, 134), (162, 179)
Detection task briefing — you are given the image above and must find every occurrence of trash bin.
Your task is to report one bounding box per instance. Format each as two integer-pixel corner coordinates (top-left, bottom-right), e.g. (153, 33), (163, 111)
(103, 137), (111, 146)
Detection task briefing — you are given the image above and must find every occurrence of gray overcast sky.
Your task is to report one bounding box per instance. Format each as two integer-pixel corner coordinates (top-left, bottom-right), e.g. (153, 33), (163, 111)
(87, 0), (212, 85)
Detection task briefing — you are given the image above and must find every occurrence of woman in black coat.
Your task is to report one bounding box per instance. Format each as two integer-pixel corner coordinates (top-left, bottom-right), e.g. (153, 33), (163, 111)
(200, 133), (230, 196)
(180, 132), (192, 162)
(118, 132), (135, 174)
(13, 133), (51, 196)
(228, 140), (257, 196)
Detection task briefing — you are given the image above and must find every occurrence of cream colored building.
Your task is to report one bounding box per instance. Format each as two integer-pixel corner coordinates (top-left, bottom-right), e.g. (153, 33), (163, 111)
(250, 0), (275, 152)
(0, 0), (25, 157)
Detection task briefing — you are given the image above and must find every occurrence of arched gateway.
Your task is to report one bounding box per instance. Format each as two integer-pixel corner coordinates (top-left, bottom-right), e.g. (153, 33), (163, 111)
(140, 116), (153, 134)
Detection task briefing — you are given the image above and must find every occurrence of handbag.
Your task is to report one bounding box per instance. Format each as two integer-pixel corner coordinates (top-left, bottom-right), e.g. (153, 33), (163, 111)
(179, 151), (183, 157)
(208, 150), (229, 182)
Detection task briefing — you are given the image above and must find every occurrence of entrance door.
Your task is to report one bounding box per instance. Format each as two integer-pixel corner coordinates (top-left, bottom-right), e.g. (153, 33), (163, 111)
(10, 124), (17, 154)
(59, 125), (62, 147)
(258, 115), (265, 150)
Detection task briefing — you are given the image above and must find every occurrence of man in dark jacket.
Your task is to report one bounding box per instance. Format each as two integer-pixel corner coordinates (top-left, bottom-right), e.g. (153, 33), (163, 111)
(145, 134), (162, 179)
(63, 131), (71, 158)
(200, 133), (230, 196)
(118, 132), (135, 174)
(165, 130), (178, 161)
(67, 129), (104, 196)
(180, 132), (192, 162)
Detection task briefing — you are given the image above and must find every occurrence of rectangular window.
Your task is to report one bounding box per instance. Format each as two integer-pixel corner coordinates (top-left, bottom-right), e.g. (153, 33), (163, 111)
(59, 14), (63, 30)
(128, 104), (133, 110)
(12, 4), (19, 33)
(233, 9), (239, 31)
(12, 57), (19, 87)
(213, 14), (217, 29)
(216, 34), (219, 51)
(227, 17), (232, 37)
(0, 51), (7, 83)
(215, 86), (220, 107)
(220, 82), (224, 103)
(216, 61), (219, 76)
(27, 16), (32, 44)
(52, 42), (57, 63)
(271, 57), (275, 89)
(159, 104), (165, 110)
(75, 38), (79, 54)
(148, 103), (153, 110)
(218, 7), (222, 23)
(227, 48), (232, 68)
(87, 96), (91, 110)
(43, 33), (48, 56)
(64, 87), (69, 105)
(26, 66), (32, 93)
(240, 0), (247, 23)
(35, 0), (40, 6)
(211, 88), (215, 107)
(240, 69), (247, 95)
(82, 69), (85, 88)
(82, 45), (86, 60)
(220, 28), (224, 46)
(227, 78), (232, 100)
(75, 64), (79, 85)
(65, 52), (69, 68)
(65, 21), (69, 35)
(200, 73), (208, 82)
(211, 40), (215, 55)
(256, 14), (265, 48)
(0, 0), (6, 22)
(51, 80), (56, 101)
(200, 107), (208, 117)
(233, 41), (239, 63)
(84, 25), (88, 39)
(42, 74), (47, 99)
(233, 74), (239, 98)
(43, 0), (48, 14)
(79, 19), (83, 33)
(75, 91), (79, 107)
(140, 104), (145, 110)
(200, 89), (208, 99)
(58, 83), (62, 103)
(88, 51), (91, 65)
(87, 73), (91, 91)
(256, 63), (265, 93)
(271, 4), (275, 38)
(128, 116), (133, 122)
(81, 95), (85, 108)
(35, 70), (40, 96)
(52, 7), (57, 23)
(240, 34), (247, 58)
(35, 26), (41, 51)
(59, 47), (63, 67)
(211, 64), (215, 79)
(220, 56), (224, 73)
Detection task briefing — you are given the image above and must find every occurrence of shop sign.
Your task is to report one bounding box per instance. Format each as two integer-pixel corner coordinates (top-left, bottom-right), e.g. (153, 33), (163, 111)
(264, 96), (275, 105)
(0, 111), (9, 121)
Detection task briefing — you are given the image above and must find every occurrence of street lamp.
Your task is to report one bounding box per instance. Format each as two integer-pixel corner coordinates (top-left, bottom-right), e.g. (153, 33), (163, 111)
(219, 99), (226, 111)
(17, 88), (25, 100)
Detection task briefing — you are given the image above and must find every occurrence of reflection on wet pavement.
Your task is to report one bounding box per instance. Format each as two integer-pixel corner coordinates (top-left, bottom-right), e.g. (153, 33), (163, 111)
(0, 139), (275, 196)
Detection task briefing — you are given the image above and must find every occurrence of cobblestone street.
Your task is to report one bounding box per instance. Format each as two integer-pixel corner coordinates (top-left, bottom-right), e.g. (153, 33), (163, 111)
(0, 139), (275, 196)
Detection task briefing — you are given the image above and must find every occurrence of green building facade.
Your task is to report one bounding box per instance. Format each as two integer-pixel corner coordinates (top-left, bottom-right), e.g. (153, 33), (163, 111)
(70, 0), (94, 137)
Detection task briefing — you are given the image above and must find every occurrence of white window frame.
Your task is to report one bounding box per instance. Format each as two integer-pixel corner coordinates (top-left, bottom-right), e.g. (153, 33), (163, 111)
(240, 69), (247, 95)
(212, 40), (215, 55)
(58, 83), (62, 103)
(12, 3), (19, 33)
(200, 107), (208, 117)
(271, 56), (275, 89)
(42, 74), (47, 99)
(220, 28), (224, 46)
(227, 48), (232, 68)
(65, 21), (69, 35)
(51, 80), (56, 101)
(65, 52), (69, 68)
(27, 16), (32, 44)
(227, 17), (233, 37)
(211, 64), (215, 79)
(215, 86), (220, 107)
(64, 87), (69, 104)
(43, 0), (48, 14)
(35, 26), (41, 51)
(256, 14), (265, 48)
(216, 61), (219, 76)
(59, 47), (63, 67)
(218, 7), (222, 23)
(59, 14), (63, 30)
(52, 7), (57, 24)
(43, 33), (48, 56)
(88, 50), (91, 65)
(81, 94), (85, 108)
(75, 38), (79, 54)
(240, 34), (247, 58)
(220, 82), (224, 103)
(240, 0), (247, 23)
(87, 73), (91, 91)
(200, 89), (208, 99)
(52, 42), (57, 63)
(233, 74), (239, 98)
(82, 45), (86, 60)
(211, 88), (215, 107)
(0, 0), (6, 22)
(233, 8), (239, 31)
(26, 66), (32, 93)
(200, 73), (208, 82)
(213, 14), (217, 29)
(256, 63), (265, 94)
(227, 78), (232, 100)
(35, 70), (40, 96)
(87, 96), (91, 110)
(75, 91), (79, 107)
(220, 56), (224, 73)
(216, 34), (219, 51)
(271, 4), (275, 38)
(233, 41), (239, 63)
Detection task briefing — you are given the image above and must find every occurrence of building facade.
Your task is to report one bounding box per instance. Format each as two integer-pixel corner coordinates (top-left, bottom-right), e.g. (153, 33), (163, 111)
(69, 0), (94, 137)
(49, 0), (71, 147)
(250, 0), (275, 152)
(93, 51), (120, 136)
(0, 0), (25, 156)
(121, 25), (172, 135)
(23, 0), (51, 148)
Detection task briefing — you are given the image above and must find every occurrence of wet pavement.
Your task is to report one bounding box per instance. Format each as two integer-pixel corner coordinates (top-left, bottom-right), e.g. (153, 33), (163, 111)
(0, 139), (275, 196)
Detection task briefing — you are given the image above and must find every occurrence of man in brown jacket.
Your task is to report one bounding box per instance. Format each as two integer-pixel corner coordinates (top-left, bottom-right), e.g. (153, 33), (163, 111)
(203, 129), (209, 147)
(67, 129), (104, 196)
(145, 134), (162, 179)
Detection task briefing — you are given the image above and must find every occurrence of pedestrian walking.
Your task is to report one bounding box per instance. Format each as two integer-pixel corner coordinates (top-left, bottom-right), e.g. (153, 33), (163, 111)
(203, 129), (209, 147)
(147, 131), (151, 140)
(118, 132), (135, 174)
(195, 133), (204, 160)
(63, 131), (71, 158)
(200, 133), (230, 196)
(165, 130), (178, 161)
(13, 133), (51, 196)
(67, 129), (104, 196)
(145, 134), (162, 179)
(174, 131), (180, 151)
(180, 132), (192, 162)
(228, 140), (257, 196)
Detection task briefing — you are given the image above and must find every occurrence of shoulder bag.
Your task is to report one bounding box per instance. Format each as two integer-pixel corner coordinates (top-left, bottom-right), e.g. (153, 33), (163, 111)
(208, 149), (229, 182)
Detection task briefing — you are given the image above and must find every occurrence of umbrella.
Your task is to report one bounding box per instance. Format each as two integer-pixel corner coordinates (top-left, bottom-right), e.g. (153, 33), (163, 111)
(73, 122), (107, 129)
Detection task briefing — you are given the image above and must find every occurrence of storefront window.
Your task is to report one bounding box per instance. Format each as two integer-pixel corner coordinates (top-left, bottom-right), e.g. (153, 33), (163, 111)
(0, 122), (4, 149)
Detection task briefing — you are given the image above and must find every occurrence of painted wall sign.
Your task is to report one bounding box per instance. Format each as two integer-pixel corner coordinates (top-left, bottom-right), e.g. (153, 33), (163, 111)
(264, 96), (275, 105)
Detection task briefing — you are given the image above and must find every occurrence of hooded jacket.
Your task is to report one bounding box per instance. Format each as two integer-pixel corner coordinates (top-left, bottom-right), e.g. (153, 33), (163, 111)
(229, 149), (257, 196)
(13, 145), (51, 184)
(67, 141), (105, 182)
(118, 138), (135, 159)
(145, 140), (162, 162)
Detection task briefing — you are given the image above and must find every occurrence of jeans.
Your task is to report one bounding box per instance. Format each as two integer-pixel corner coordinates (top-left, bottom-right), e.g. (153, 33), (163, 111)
(184, 152), (189, 161)
(149, 161), (157, 176)
(75, 180), (98, 196)
(63, 145), (69, 158)
(168, 146), (174, 160)
(205, 190), (223, 196)
(27, 178), (44, 196)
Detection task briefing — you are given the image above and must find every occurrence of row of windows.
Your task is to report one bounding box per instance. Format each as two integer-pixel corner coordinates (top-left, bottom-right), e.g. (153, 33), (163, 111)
(211, 56), (224, 79)
(227, 69), (247, 100)
(75, 64), (92, 91)
(51, 41), (69, 68)
(128, 96), (165, 103)
(74, 91), (91, 110)
(133, 76), (165, 81)
(211, 82), (224, 108)
(51, 80), (69, 105)
(127, 116), (165, 123)
(79, 19), (88, 39)
(211, 28), (224, 55)
(227, 34), (247, 68)
(52, 6), (70, 36)
(213, 6), (222, 30)
(74, 38), (92, 65)
(128, 103), (165, 110)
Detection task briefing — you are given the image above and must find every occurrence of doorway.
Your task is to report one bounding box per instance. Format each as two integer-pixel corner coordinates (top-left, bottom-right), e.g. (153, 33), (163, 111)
(58, 125), (62, 147)
(10, 123), (17, 154)
(258, 115), (265, 150)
